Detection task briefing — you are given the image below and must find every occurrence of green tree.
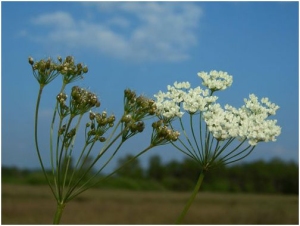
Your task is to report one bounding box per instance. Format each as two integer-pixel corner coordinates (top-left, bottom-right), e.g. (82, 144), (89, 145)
(147, 155), (165, 181)
(116, 154), (144, 179)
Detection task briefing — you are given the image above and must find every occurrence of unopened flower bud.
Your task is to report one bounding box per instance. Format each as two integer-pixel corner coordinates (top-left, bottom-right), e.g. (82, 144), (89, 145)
(91, 123), (95, 130)
(77, 63), (82, 70)
(130, 124), (137, 133)
(99, 137), (106, 142)
(121, 114), (132, 123)
(66, 56), (73, 63)
(107, 115), (115, 123)
(82, 66), (88, 73)
(136, 121), (145, 132)
(89, 111), (95, 120)
(45, 59), (51, 69)
(28, 57), (34, 65)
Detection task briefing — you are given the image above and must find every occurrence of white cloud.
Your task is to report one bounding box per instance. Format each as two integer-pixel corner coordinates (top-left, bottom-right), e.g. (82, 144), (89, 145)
(32, 11), (75, 28)
(26, 2), (202, 62)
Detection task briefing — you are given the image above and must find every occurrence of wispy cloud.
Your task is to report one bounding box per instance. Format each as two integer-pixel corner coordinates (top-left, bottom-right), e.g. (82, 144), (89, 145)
(25, 2), (202, 62)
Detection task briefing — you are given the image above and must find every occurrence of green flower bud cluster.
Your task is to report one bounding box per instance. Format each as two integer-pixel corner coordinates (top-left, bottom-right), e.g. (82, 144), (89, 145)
(85, 111), (116, 144)
(70, 86), (100, 116)
(56, 92), (69, 118)
(121, 114), (145, 132)
(124, 89), (157, 119)
(29, 56), (61, 86)
(151, 120), (180, 146)
(121, 89), (157, 140)
(29, 56), (88, 86)
(59, 56), (89, 84)
(58, 125), (76, 149)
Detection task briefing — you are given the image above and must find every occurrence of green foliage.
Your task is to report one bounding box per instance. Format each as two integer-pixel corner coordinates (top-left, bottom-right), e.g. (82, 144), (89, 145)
(116, 154), (144, 179)
(2, 156), (298, 194)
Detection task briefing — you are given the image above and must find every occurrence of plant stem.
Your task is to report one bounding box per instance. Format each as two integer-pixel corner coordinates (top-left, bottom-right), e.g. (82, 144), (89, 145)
(176, 171), (205, 224)
(53, 202), (66, 224)
(34, 85), (56, 197)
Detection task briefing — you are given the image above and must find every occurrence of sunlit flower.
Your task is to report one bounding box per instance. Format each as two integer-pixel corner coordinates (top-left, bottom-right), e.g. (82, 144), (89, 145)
(203, 95), (281, 145)
(197, 70), (233, 91)
(182, 87), (218, 113)
(239, 94), (281, 145)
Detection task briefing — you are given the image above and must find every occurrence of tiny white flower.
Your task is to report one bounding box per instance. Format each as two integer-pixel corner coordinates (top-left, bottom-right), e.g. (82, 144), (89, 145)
(174, 81), (191, 89)
(198, 70), (233, 91)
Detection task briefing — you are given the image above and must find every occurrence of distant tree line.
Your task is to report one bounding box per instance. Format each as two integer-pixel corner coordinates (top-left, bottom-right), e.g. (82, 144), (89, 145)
(2, 155), (298, 194)
(115, 155), (298, 194)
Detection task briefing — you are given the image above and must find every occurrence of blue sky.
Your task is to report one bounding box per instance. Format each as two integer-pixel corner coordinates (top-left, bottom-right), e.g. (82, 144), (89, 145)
(1, 2), (299, 172)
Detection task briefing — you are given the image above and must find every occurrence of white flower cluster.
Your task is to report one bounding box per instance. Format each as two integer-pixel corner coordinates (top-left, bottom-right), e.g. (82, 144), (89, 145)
(154, 71), (281, 146)
(154, 81), (218, 119)
(203, 94), (281, 145)
(183, 87), (218, 113)
(198, 70), (233, 91)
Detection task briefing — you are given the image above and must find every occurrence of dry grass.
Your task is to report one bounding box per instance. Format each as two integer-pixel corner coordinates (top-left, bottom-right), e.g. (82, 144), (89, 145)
(2, 184), (298, 224)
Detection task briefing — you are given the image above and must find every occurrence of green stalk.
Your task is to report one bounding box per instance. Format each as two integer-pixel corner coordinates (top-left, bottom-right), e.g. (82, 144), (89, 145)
(66, 141), (94, 191)
(34, 85), (56, 197)
(199, 112), (204, 154)
(176, 171), (205, 224)
(169, 123), (200, 161)
(50, 83), (67, 198)
(223, 145), (256, 165)
(171, 141), (199, 161)
(99, 119), (122, 155)
(53, 202), (66, 224)
(179, 117), (197, 154)
(64, 127), (126, 201)
(57, 116), (74, 200)
(190, 114), (201, 158)
(66, 140), (125, 201)
(66, 144), (155, 201)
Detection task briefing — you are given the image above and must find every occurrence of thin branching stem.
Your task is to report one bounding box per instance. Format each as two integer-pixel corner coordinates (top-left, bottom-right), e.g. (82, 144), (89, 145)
(190, 114), (202, 160)
(179, 117), (198, 155)
(50, 83), (67, 191)
(34, 85), (56, 198)
(222, 145), (255, 165)
(217, 138), (247, 162)
(66, 144), (155, 201)
(67, 139), (125, 201)
(199, 112), (204, 157)
(171, 141), (200, 162)
(170, 123), (200, 161)
(57, 116), (74, 201)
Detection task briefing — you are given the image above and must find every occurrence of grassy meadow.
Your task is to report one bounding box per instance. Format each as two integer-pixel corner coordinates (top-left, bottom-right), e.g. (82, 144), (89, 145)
(2, 183), (298, 224)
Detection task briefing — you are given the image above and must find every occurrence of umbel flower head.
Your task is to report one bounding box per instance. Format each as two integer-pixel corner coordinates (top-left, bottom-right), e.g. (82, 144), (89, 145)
(198, 70), (233, 92)
(151, 120), (180, 146)
(85, 111), (116, 144)
(121, 89), (157, 141)
(70, 86), (100, 116)
(29, 56), (61, 86)
(29, 56), (88, 86)
(154, 81), (218, 119)
(203, 95), (281, 146)
(154, 70), (281, 170)
(58, 56), (88, 84)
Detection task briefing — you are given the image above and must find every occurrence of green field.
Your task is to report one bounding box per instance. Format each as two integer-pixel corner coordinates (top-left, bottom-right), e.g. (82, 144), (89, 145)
(2, 184), (298, 224)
